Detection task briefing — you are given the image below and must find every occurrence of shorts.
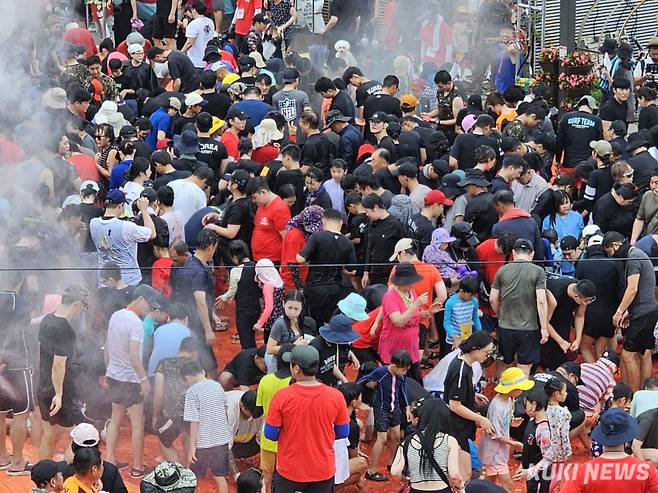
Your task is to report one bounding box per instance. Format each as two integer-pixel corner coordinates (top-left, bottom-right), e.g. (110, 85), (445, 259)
(260, 449), (276, 474)
(156, 416), (186, 448)
(498, 328), (541, 365)
(623, 309), (658, 353)
(232, 436), (260, 459)
(273, 473), (334, 493)
(373, 407), (402, 433)
(38, 391), (81, 428)
(0, 368), (35, 415)
(483, 463), (509, 476)
(569, 408), (585, 430)
(453, 426), (475, 452)
(191, 444), (230, 478)
(152, 15), (176, 39)
(106, 377), (143, 407)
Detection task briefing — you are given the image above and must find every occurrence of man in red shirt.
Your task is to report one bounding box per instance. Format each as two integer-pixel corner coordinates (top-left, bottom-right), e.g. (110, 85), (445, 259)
(233, 0), (263, 51)
(264, 345), (350, 493)
(247, 177), (291, 262)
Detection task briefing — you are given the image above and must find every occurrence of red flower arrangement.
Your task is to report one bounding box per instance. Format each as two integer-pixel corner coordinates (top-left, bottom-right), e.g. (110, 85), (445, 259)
(561, 51), (594, 66)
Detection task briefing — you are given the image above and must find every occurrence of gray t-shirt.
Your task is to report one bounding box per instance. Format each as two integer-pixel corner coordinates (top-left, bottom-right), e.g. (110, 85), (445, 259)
(637, 191), (658, 235)
(272, 88), (310, 141)
(492, 260), (547, 331)
(269, 316), (301, 345)
(409, 184), (432, 211)
(443, 193), (469, 231)
(626, 247), (658, 317)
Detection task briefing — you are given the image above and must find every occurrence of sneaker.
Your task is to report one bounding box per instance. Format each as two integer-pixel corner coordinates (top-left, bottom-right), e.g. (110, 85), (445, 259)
(130, 467), (152, 479)
(365, 471), (388, 482)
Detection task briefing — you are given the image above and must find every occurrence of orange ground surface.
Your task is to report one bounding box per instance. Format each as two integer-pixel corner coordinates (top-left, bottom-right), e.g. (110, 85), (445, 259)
(1, 302), (653, 493)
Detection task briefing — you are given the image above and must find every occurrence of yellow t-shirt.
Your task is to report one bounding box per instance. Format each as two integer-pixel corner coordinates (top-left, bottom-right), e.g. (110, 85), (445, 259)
(64, 476), (99, 493)
(256, 373), (291, 452)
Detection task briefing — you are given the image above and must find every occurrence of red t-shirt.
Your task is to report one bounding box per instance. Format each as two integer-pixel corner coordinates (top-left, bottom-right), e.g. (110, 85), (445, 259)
(280, 227), (308, 291)
(69, 153), (100, 182)
(152, 257), (174, 298)
(266, 383), (349, 482)
(116, 39), (154, 59)
(252, 196), (291, 261)
(63, 28), (99, 58)
(252, 144), (280, 165)
(475, 238), (506, 287)
(234, 0), (263, 35)
(559, 456), (658, 493)
(221, 130), (240, 161)
(352, 307), (381, 350)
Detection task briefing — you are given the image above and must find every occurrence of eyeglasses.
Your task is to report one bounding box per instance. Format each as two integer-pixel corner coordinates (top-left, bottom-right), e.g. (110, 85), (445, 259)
(623, 171), (634, 178)
(94, 134), (106, 140)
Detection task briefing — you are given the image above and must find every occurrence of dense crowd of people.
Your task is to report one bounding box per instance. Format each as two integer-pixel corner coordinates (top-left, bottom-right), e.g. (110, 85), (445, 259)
(2, 1), (658, 493)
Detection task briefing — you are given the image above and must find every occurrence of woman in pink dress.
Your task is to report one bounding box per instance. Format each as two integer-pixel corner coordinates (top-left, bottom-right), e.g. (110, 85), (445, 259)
(378, 262), (441, 382)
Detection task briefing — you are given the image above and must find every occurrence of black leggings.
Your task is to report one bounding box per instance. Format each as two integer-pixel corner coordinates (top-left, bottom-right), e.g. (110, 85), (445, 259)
(236, 308), (259, 350)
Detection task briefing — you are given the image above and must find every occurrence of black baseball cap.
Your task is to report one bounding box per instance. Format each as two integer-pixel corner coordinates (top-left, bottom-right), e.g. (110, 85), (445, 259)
(560, 361), (584, 385)
(559, 235), (579, 251)
(238, 55), (256, 69)
(513, 238), (534, 252)
(370, 111), (389, 123)
(226, 107), (248, 121)
(32, 460), (64, 487)
(282, 68), (300, 83)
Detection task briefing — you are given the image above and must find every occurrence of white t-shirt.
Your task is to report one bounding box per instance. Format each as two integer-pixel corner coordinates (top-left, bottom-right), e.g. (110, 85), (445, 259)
(89, 217), (152, 285)
(168, 179), (207, 223)
(186, 17), (215, 68)
(423, 348), (482, 395)
(106, 309), (144, 383)
(225, 390), (262, 448)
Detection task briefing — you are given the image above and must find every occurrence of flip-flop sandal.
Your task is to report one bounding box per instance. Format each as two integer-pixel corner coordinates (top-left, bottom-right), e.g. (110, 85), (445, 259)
(0, 460), (11, 470)
(7, 463), (33, 476)
(365, 471), (388, 482)
(130, 467), (150, 479)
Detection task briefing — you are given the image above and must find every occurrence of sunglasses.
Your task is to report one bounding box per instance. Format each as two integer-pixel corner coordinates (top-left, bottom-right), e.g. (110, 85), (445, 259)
(94, 134), (106, 140)
(623, 171), (634, 178)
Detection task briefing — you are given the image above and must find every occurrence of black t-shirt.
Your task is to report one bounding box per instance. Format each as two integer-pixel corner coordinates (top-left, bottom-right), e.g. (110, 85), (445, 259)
(300, 230), (357, 283)
(639, 103), (658, 131)
(308, 189), (333, 210)
(521, 418), (548, 469)
(309, 336), (350, 386)
(557, 110), (603, 167)
(363, 93), (400, 143)
(376, 135), (398, 162)
(274, 168), (305, 216)
(300, 133), (336, 172)
(329, 0), (359, 39)
(532, 370), (580, 412)
(224, 348), (265, 386)
(408, 212), (435, 258)
(133, 140), (153, 160)
(356, 81), (383, 108)
(365, 214), (407, 279)
(464, 192), (497, 241)
(444, 357), (476, 441)
(547, 278), (577, 328)
(141, 91), (183, 118)
(375, 167), (402, 194)
(167, 50), (200, 94)
(599, 97), (628, 123)
(450, 133), (499, 170)
(175, 255), (215, 331)
(172, 115), (197, 136)
(592, 191), (635, 237)
(80, 202), (104, 252)
(38, 314), (77, 398)
(197, 136), (229, 178)
(330, 90), (356, 121)
(202, 91), (232, 119)
(153, 169), (192, 189)
(490, 176), (511, 194)
(219, 196), (253, 249)
(348, 212), (369, 261)
(629, 150), (658, 192)
(397, 131), (423, 163)
(348, 413), (360, 449)
(184, 206), (215, 248)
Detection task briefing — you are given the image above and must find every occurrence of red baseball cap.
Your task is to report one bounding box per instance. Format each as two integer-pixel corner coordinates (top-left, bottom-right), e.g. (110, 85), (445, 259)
(357, 144), (376, 163)
(156, 138), (172, 150)
(425, 189), (453, 206)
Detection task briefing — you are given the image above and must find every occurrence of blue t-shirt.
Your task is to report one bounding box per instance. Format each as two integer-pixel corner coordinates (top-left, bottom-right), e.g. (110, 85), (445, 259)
(231, 100), (274, 127)
(542, 211), (584, 240)
(635, 235), (658, 269)
(146, 107), (172, 150)
(109, 159), (132, 190)
(147, 321), (192, 375)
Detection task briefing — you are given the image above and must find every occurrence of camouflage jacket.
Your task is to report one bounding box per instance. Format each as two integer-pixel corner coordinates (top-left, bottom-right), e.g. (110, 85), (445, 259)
(501, 118), (527, 141)
(96, 73), (118, 102)
(61, 63), (90, 89)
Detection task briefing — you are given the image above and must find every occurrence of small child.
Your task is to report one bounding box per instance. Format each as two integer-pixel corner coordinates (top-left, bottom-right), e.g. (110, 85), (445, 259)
(182, 361), (231, 493)
(324, 158), (347, 215)
(478, 367), (531, 492)
(443, 276), (482, 350)
(152, 242), (173, 298)
(543, 378), (572, 489)
(514, 388), (554, 493)
(357, 350), (412, 482)
(422, 228), (461, 283)
(590, 382), (633, 457)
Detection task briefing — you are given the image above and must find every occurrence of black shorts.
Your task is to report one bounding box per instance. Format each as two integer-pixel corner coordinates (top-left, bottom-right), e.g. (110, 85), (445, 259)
(0, 368), (35, 415)
(191, 444), (229, 478)
(106, 377), (143, 407)
(232, 436), (260, 459)
(583, 320), (615, 339)
(452, 425), (475, 452)
(38, 391), (81, 428)
(156, 416), (187, 448)
(152, 15), (176, 40)
(498, 328), (541, 365)
(624, 309), (658, 353)
(273, 473), (334, 493)
(373, 407), (402, 432)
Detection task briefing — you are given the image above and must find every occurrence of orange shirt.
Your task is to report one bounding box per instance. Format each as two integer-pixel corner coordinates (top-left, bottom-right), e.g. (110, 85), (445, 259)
(63, 475), (98, 493)
(388, 260), (443, 310)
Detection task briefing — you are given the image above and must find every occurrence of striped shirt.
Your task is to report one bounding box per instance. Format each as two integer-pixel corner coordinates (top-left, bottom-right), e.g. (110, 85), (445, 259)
(443, 294), (482, 344)
(577, 360), (616, 413)
(184, 379), (231, 449)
